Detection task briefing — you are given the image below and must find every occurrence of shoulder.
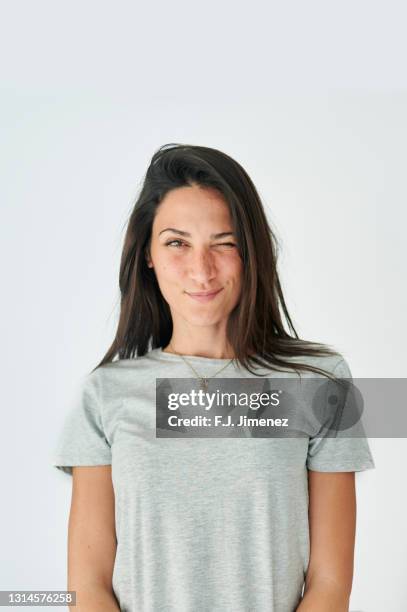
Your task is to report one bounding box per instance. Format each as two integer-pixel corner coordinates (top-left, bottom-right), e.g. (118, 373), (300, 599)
(80, 351), (163, 401)
(86, 352), (154, 380)
(275, 351), (352, 378)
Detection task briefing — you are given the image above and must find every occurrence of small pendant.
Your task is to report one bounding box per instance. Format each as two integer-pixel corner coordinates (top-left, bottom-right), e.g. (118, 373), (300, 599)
(200, 378), (209, 391)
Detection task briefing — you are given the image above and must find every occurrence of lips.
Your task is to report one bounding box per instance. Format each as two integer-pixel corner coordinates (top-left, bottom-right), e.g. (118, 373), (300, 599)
(186, 288), (223, 302)
(187, 289), (222, 297)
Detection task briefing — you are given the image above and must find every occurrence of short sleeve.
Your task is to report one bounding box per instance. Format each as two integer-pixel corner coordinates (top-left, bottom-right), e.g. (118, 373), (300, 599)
(306, 356), (376, 472)
(52, 372), (112, 475)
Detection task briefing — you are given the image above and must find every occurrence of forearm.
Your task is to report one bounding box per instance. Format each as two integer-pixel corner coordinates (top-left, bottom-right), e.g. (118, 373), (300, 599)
(296, 578), (350, 612)
(68, 585), (121, 611)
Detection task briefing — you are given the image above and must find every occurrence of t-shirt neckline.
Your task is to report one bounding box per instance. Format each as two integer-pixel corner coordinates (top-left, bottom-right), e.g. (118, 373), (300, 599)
(151, 347), (238, 365)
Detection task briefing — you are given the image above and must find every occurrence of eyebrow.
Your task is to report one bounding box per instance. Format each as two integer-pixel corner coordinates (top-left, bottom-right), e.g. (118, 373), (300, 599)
(159, 228), (235, 239)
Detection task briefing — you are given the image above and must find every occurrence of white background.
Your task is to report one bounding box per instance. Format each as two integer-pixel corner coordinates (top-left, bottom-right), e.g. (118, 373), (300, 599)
(1, 1), (406, 610)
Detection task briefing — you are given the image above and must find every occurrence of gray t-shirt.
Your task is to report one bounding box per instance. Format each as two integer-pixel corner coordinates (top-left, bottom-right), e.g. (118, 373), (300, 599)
(52, 348), (375, 612)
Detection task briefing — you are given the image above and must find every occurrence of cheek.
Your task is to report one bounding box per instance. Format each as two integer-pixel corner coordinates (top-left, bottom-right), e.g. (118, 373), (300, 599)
(223, 255), (243, 279)
(156, 256), (185, 281)
(168, 259), (186, 276)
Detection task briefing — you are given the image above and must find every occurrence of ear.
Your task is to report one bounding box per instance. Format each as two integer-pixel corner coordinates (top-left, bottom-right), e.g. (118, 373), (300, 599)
(145, 249), (153, 268)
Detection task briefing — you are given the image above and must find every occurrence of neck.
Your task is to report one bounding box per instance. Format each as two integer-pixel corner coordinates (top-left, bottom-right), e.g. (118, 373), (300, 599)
(164, 338), (235, 360)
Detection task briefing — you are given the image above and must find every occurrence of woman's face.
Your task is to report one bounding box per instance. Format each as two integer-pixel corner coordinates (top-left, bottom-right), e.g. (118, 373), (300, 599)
(146, 184), (243, 327)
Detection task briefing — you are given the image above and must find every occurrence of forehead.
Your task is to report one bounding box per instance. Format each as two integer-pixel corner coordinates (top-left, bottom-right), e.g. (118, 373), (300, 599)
(155, 185), (231, 220)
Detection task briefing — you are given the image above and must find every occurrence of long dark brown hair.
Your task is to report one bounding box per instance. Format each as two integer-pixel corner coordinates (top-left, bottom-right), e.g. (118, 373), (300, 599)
(93, 143), (341, 379)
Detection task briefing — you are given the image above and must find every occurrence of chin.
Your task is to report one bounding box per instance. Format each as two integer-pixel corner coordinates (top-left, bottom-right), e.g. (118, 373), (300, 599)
(183, 312), (226, 326)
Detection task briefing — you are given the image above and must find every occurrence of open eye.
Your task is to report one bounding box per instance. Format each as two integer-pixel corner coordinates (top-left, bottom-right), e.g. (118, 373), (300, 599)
(164, 240), (237, 249)
(165, 240), (187, 248)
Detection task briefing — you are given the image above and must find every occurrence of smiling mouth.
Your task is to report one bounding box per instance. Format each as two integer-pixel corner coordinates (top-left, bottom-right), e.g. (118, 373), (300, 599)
(187, 289), (223, 297)
(185, 288), (223, 301)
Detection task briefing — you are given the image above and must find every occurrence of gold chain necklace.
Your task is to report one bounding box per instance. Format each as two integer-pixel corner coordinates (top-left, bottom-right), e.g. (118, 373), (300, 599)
(168, 341), (234, 391)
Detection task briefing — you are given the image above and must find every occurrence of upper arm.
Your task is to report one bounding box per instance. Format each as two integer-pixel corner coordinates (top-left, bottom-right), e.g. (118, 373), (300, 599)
(68, 465), (117, 591)
(305, 470), (356, 597)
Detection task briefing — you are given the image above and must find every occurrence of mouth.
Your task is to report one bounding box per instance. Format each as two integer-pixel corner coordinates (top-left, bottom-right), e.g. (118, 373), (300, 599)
(185, 288), (223, 302)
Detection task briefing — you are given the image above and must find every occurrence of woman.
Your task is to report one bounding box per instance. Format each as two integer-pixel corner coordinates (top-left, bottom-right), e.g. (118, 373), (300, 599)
(53, 143), (375, 611)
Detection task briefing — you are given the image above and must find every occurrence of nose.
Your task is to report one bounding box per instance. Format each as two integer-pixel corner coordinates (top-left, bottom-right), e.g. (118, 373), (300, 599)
(188, 248), (217, 284)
